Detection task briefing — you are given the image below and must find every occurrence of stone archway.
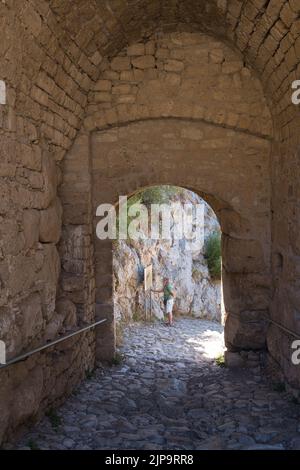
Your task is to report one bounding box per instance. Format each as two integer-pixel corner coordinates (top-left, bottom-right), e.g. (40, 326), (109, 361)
(60, 31), (273, 364)
(89, 118), (271, 362)
(2, 0), (300, 443)
(60, 122), (271, 365)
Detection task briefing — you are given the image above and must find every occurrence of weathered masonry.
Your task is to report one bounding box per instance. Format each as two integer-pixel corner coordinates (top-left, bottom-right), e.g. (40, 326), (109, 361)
(0, 0), (300, 443)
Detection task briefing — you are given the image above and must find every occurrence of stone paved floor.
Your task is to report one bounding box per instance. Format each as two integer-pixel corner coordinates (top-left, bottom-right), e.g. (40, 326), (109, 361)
(14, 318), (300, 450)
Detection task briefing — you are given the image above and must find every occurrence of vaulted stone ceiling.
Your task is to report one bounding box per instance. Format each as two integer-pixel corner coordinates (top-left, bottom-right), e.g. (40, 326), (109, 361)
(49, 0), (228, 58)
(46, 0), (300, 135)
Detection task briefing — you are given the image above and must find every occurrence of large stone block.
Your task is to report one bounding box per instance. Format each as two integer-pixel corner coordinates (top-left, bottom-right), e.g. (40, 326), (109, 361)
(38, 244), (61, 321)
(94, 80), (112, 92)
(61, 274), (85, 293)
(35, 152), (58, 210)
(23, 209), (40, 249)
(39, 197), (62, 244)
(164, 59), (184, 72)
(0, 218), (24, 256)
(10, 365), (44, 426)
(225, 311), (268, 351)
(131, 55), (155, 69)
(21, 293), (44, 346)
(111, 57), (131, 71)
(95, 316), (115, 363)
(18, 143), (42, 171)
(127, 43), (145, 56)
(44, 313), (64, 341)
(222, 236), (266, 273)
(224, 351), (245, 367)
(56, 298), (78, 329)
(222, 271), (271, 312)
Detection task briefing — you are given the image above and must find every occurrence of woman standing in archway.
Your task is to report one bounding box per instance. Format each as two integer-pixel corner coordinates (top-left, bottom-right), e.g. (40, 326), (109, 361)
(152, 277), (176, 326)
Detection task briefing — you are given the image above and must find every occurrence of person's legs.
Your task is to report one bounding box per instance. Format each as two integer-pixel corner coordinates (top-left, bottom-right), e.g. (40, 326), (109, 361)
(166, 299), (174, 326)
(164, 308), (170, 325)
(164, 300), (168, 324)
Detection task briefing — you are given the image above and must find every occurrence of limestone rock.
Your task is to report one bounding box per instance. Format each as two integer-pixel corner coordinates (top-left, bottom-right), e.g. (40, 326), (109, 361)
(113, 191), (222, 323)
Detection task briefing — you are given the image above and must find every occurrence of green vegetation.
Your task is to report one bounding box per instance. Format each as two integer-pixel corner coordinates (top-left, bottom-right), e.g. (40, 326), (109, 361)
(215, 353), (226, 367)
(115, 185), (183, 243)
(85, 368), (95, 380)
(27, 439), (39, 450)
(46, 408), (62, 430)
(272, 382), (286, 393)
(139, 185), (180, 206)
(111, 352), (124, 366)
(204, 231), (222, 280)
(132, 310), (144, 322)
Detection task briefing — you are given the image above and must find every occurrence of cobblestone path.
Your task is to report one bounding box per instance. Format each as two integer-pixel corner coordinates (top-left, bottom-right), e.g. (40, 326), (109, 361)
(14, 318), (300, 450)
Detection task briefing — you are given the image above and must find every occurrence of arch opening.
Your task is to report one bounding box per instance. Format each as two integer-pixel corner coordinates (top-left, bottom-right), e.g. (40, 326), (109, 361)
(112, 185), (224, 344)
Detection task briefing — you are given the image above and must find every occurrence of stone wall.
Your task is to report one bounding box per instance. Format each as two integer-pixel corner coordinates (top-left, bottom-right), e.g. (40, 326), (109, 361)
(81, 31), (273, 362)
(90, 118), (271, 353)
(57, 30), (274, 401)
(85, 32), (272, 137)
(0, 0), (98, 443)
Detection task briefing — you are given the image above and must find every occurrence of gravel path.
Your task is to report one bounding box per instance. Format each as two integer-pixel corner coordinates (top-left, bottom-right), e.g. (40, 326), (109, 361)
(14, 318), (300, 450)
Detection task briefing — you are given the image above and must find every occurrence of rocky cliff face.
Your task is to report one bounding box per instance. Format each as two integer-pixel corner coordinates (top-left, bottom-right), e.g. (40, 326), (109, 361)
(113, 190), (222, 324)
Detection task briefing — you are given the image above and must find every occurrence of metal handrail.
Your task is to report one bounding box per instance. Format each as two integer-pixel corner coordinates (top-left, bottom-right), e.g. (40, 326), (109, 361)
(0, 318), (107, 370)
(2, 312), (298, 370)
(227, 312), (300, 339)
(267, 317), (300, 340)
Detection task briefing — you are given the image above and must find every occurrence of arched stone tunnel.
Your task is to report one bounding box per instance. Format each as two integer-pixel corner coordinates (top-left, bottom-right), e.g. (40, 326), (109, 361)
(0, 0), (300, 443)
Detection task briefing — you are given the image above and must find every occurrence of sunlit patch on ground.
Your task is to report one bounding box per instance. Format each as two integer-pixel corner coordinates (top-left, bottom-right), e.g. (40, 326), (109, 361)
(185, 323), (225, 359)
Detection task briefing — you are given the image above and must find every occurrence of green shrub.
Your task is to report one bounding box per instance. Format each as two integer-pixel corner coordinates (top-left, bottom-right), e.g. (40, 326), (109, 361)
(132, 310), (142, 322)
(273, 381), (286, 393)
(27, 439), (40, 450)
(204, 231), (222, 280)
(111, 352), (124, 366)
(46, 408), (62, 429)
(85, 368), (95, 380)
(215, 353), (226, 367)
(140, 185), (180, 206)
(115, 192), (142, 243)
(115, 186), (182, 242)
